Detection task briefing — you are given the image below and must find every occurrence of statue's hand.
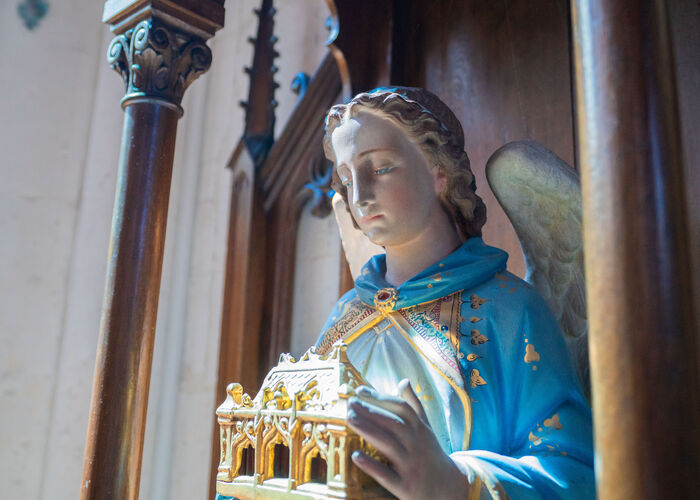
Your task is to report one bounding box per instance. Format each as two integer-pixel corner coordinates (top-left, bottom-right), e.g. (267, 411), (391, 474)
(347, 379), (469, 500)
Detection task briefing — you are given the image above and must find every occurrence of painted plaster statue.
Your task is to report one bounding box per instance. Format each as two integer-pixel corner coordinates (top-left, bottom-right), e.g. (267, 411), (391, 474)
(218, 87), (594, 499)
(316, 87), (593, 499)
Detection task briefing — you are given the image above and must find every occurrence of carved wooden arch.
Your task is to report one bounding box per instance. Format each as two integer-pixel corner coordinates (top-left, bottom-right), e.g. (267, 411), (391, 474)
(254, 0), (396, 370)
(213, 0), (393, 415)
(256, 52), (343, 371)
(211, 1), (700, 498)
(210, 2), (392, 495)
(209, 51), (344, 497)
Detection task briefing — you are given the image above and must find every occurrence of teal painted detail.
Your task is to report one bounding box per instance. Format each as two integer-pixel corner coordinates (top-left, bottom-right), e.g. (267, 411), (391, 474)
(18, 0), (48, 30)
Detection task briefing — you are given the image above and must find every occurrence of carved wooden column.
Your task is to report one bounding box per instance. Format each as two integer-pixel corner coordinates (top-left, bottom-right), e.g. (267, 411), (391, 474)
(571, 0), (700, 498)
(80, 2), (224, 499)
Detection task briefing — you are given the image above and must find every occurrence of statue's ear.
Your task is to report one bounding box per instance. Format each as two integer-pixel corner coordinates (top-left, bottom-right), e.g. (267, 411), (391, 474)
(432, 167), (447, 196)
(331, 193), (384, 279)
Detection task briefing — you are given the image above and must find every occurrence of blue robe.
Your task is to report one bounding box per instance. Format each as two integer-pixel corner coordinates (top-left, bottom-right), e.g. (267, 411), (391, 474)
(219, 238), (594, 499)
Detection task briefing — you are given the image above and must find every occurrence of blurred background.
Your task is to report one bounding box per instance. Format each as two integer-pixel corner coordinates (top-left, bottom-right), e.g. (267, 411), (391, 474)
(0, 1), (340, 498)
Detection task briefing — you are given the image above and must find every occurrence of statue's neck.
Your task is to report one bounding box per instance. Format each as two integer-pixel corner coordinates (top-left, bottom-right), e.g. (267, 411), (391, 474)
(384, 215), (461, 287)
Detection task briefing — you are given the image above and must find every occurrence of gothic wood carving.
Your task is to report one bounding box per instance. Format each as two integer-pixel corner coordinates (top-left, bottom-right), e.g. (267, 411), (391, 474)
(240, 0), (279, 167)
(210, 14), (343, 498)
(258, 52), (342, 370)
(208, 146), (267, 499)
(208, 2), (277, 494)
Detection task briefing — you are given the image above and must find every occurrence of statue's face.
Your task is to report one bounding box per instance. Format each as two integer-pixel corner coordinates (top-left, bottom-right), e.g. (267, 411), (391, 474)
(331, 111), (445, 247)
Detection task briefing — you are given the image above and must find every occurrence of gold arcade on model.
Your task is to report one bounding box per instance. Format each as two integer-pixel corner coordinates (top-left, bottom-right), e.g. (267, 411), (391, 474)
(216, 343), (392, 500)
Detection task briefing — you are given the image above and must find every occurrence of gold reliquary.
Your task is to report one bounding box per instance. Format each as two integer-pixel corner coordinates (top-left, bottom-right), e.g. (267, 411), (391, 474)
(216, 342), (393, 499)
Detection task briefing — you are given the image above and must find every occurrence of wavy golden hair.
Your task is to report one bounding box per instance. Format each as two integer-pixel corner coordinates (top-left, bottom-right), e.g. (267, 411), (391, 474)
(323, 87), (486, 239)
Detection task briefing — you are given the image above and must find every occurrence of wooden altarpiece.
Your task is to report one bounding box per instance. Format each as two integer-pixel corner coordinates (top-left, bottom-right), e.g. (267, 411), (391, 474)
(209, 2), (348, 495)
(82, 0), (697, 498)
(209, 0), (700, 498)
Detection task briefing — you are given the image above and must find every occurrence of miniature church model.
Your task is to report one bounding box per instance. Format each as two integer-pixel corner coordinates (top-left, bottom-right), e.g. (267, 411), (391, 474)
(216, 342), (393, 499)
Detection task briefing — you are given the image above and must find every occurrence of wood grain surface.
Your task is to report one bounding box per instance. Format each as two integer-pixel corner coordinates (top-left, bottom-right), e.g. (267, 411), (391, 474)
(572, 0), (700, 497)
(391, 0), (575, 278)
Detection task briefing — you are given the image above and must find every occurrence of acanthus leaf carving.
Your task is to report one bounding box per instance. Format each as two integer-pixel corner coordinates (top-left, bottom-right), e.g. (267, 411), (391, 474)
(303, 154), (334, 218)
(107, 19), (212, 112)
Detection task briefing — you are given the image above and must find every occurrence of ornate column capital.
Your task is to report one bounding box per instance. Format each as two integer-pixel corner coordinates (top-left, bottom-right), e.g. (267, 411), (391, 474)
(103, 0), (224, 38)
(107, 19), (212, 114)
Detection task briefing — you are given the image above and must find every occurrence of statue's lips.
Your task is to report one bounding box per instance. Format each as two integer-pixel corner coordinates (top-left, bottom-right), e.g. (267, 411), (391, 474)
(361, 214), (384, 224)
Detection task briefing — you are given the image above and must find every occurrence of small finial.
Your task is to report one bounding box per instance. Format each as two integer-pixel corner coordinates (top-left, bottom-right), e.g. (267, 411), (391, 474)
(227, 382), (244, 405)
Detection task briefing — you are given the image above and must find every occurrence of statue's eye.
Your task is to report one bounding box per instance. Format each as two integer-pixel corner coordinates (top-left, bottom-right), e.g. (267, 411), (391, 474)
(342, 179), (353, 189)
(374, 165), (394, 175)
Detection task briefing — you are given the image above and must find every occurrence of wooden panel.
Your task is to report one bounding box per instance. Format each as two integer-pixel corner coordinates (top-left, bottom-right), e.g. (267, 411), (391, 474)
(572, 0), (700, 496)
(329, 0), (393, 94)
(255, 53), (342, 371)
(208, 146), (266, 500)
(260, 137), (337, 371)
(211, 50), (343, 495)
(392, 0), (575, 277)
(669, 0), (700, 351)
(209, 3), (278, 495)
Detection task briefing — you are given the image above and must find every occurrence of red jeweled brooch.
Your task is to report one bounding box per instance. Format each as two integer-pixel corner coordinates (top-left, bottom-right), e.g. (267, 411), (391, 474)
(373, 288), (398, 313)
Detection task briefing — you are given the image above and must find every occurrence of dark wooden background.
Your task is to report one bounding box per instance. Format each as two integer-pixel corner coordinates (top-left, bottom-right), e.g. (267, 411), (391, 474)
(217, 0), (700, 433)
(390, 0), (576, 278)
(211, 0), (700, 495)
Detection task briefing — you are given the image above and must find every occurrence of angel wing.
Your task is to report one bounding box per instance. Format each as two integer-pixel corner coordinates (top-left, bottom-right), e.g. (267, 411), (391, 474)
(485, 141), (589, 397)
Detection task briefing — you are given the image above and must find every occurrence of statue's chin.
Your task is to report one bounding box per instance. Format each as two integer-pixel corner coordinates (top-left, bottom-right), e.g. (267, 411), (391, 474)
(362, 228), (388, 247)
(363, 228), (407, 250)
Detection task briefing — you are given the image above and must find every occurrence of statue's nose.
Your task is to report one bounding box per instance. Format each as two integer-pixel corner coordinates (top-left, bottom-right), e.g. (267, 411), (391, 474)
(352, 176), (375, 209)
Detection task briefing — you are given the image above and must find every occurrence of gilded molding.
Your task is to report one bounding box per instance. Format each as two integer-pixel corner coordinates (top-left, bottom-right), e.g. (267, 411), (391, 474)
(107, 19), (212, 113)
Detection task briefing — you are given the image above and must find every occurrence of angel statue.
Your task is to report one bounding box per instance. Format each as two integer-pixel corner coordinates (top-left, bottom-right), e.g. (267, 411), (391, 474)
(218, 87), (594, 499)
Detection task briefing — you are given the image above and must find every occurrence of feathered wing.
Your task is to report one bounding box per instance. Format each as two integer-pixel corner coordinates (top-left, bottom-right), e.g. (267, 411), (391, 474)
(485, 141), (589, 397)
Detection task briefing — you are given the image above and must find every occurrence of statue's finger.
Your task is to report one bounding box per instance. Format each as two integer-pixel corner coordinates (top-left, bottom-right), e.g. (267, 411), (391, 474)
(348, 398), (408, 465)
(351, 451), (403, 498)
(355, 385), (419, 426)
(397, 379), (429, 426)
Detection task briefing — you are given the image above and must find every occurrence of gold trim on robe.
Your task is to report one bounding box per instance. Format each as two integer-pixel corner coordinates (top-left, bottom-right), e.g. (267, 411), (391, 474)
(316, 291), (472, 451)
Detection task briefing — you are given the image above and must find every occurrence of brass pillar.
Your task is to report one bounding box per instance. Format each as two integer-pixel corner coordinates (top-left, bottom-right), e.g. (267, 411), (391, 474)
(572, 1), (700, 498)
(80, 2), (224, 499)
